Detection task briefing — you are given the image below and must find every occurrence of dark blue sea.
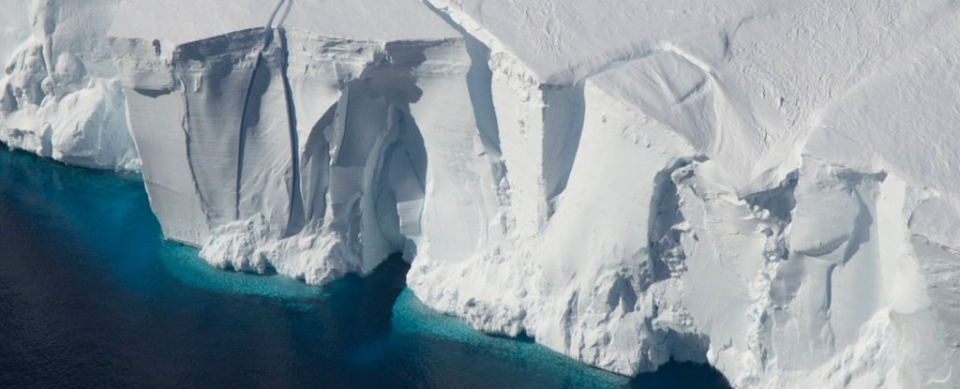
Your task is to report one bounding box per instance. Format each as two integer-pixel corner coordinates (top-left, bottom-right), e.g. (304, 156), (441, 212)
(0, 145), (730, 388)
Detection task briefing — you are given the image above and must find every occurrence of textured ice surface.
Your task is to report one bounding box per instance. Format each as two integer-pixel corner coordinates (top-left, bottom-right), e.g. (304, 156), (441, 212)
(2, 0), (960, 387)
(0, 0), (137, 170)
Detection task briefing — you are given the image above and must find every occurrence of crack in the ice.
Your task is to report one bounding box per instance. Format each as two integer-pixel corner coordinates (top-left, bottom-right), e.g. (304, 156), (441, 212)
(235, 0), (294, 223)
(235, 53), (264, 221)
(176, 77), (210, 237)
(265, 0), (289, 31)
(278, 30), (303, 237)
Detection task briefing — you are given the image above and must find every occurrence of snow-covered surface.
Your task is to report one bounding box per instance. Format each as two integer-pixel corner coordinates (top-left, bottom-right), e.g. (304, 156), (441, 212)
(109, 0), (456, 44)
(2, 0), (960, 387)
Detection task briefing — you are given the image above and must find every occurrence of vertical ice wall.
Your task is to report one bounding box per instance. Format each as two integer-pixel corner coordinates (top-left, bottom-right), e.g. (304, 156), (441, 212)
(109, 0), (509, 285)
(410, 1), (960, 387)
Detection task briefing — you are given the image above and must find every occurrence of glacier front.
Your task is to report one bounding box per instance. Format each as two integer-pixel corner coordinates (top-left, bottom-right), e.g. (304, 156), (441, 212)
(0, 0), (137, 170)
(3, 0), (960, 387)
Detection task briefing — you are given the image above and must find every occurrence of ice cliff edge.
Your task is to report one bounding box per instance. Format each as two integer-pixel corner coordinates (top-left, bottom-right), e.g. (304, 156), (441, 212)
(4, 0), (960, 387)
(0, 0), (137, 169)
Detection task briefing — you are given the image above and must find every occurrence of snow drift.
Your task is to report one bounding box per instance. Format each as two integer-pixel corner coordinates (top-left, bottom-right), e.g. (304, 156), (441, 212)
(2, 0), (960, 387)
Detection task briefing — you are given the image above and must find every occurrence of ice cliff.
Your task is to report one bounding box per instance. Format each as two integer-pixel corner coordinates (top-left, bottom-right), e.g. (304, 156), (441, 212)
(3, 0), (960, 387)
(0, 0), (137, 170)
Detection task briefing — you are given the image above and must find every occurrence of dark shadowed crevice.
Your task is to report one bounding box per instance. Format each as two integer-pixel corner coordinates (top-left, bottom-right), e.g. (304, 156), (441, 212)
(235, 52), (266, 221)
(646, 158), (700, 288)
(628, 360), (732, 389)
(842, 192), (873, 263)
(743, 170), (798, 262)
(264, 0), (288, 32)
(487, 330), (537, 344)
(606, 273), (639, 312)
(277, 30), (303, 238)
(743, 171), (798, 224)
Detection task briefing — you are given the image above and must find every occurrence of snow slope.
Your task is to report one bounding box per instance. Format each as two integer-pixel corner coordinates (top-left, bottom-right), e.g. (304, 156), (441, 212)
(2, 0), (960, 387)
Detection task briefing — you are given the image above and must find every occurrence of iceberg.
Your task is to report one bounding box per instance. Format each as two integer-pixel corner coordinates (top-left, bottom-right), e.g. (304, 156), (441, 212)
(2, 0), (960, 387)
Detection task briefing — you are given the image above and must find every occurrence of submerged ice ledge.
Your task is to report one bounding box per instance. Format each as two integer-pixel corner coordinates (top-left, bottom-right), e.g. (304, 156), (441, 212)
(3, 0), (960, 388)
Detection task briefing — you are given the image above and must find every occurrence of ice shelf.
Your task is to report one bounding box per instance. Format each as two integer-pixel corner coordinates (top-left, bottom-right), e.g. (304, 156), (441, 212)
(1, 1), (958, 387)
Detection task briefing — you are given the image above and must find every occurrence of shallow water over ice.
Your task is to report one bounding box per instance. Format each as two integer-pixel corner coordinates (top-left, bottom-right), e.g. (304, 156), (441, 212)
(0, 145), (729, 388)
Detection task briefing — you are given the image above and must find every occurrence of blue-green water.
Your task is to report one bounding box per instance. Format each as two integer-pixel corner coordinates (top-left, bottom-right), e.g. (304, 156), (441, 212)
(0, 145), (730, 388)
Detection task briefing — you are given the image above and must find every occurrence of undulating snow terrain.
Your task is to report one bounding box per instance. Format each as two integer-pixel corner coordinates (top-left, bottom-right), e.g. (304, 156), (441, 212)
(2, 0), (959, 387)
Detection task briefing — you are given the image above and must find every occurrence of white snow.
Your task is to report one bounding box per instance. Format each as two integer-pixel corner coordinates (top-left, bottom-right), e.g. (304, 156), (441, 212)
(109, 0), (456, 44)
(2, 0), (960, 387)
(0, 0), (138, 170)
